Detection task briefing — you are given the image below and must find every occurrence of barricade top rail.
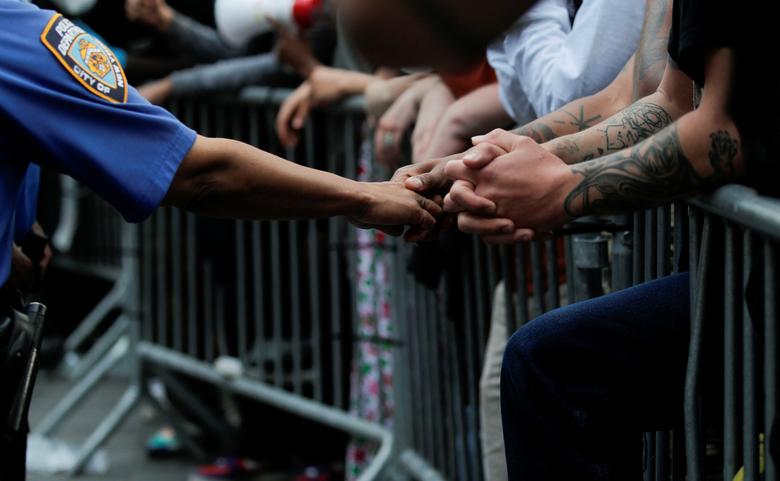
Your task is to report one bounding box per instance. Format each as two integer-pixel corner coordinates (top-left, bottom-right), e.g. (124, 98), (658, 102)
(237, 86), (366, 113)
(691, 184), (780, 240)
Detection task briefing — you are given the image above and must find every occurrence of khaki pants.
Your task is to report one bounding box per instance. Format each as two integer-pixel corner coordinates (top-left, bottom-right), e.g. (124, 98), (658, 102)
(479, 282), (509, 481)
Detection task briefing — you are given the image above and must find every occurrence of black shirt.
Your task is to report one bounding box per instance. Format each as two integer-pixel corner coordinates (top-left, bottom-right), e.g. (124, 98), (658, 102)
(668, 0), (779, 192)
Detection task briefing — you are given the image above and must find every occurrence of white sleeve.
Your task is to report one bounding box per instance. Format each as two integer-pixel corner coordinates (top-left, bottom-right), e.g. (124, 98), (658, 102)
(505, 0), (644, 116)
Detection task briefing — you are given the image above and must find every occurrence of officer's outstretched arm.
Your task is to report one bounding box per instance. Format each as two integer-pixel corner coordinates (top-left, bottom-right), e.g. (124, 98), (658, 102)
(162, 135), (442, 233)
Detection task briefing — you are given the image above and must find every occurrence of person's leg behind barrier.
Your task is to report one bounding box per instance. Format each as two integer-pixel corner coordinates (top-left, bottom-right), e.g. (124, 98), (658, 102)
(479, 282), (509, 481)
(501, 273), (691, 481)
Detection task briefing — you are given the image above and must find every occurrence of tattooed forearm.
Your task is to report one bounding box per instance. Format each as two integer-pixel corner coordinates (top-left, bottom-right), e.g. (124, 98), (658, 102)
(563, 125), (739, 217)
(547, 101), (673, 164)
(601, 102), (672, 152)
(553, 105), (603, 131)
(632, 0), (671, 99)
(514, 104), (602, 144)
(514, 121), (556, 143)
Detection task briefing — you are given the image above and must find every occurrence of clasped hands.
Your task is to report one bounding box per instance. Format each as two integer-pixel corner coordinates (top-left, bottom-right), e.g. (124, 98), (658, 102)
(392, 129), (580, 244)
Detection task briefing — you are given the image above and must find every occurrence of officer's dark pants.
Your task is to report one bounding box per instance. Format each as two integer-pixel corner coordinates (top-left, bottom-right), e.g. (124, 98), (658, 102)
(0, 309), (27, 481)
(501, 273), (691, 481)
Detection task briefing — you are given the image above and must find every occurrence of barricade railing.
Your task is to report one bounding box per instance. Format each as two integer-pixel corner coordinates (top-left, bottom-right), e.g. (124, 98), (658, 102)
(34, 87), (776, 481)
(40, 170), (130, 380)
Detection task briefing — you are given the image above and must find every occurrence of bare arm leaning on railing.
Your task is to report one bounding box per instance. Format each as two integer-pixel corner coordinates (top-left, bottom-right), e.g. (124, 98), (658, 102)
(162, 135), (442, 236)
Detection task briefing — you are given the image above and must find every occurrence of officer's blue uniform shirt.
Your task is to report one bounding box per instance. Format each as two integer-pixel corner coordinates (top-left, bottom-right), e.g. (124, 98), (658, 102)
(0, 0), (197, 285)
(14, 163), (40, 241)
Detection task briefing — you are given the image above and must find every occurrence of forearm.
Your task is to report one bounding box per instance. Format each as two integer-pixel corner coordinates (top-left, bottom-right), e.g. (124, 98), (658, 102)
(170, 54), (280, 96)
(562, 110), (743, 218)
(412, 80), (456, 161)
(327, 70), (379, 98)
(166, 13), (243, 63)
(512, 58), (635, 143)
(425, 83), (512, 159)
(165, 136), (366, 220)
(545, 87), (691, 164)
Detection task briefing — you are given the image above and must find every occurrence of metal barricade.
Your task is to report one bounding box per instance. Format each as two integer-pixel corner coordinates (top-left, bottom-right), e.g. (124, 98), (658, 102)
(45, 171), (130, 380)
(34, 87), (776, 481)
(684, 186), (779, 481)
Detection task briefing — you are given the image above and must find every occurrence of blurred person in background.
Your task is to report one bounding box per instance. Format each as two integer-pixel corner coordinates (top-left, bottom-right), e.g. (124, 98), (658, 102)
(125, 0), (338, 104)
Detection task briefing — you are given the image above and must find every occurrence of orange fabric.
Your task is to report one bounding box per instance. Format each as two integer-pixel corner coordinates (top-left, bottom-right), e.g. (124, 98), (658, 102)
(439, 58), (497, 99)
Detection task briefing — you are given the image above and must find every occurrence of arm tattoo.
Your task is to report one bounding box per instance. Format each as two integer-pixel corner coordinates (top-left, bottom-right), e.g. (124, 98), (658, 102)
(708, 130), (739, 182)
(515, 104), (601, 143)
(632, 0), (670, 99)
(553, 105), (603, 131)
(552, 102), (672, 164)
(563, 125), (739, 217)
(601, 102), (673, 152)
(515, 122), (556, 143)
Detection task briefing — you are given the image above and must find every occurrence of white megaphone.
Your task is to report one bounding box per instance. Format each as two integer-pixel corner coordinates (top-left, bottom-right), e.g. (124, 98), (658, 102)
(215, 0), (323, 48)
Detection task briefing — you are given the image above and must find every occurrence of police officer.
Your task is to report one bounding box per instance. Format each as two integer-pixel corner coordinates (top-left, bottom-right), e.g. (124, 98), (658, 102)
(1, 161), (51, 481)
(0, 1), (441, 478)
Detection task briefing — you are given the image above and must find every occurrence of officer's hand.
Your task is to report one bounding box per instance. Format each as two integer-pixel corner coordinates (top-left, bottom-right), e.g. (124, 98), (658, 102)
(348, 182), (442, 237)
(126, 0), (174, 32)
(9, 245), (35, 292)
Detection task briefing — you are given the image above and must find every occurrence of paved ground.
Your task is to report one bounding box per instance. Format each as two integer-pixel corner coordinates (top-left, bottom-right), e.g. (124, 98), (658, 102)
(27, 372), (198, 481)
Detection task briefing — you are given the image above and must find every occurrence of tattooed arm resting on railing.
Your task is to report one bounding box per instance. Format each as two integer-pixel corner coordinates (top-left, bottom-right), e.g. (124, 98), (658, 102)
(443, 48), (743, 244)
(394, 0), (673, 196)
(543, 57), (694, 165)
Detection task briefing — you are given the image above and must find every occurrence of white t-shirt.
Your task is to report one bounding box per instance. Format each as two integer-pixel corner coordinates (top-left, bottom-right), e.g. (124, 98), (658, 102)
(487, 0), (644, 122)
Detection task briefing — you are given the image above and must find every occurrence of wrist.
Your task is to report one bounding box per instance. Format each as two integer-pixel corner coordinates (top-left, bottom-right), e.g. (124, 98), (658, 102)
(557, 164), (586, 220)
(297, 58), (321, 79)
(346, 181), (374, 219)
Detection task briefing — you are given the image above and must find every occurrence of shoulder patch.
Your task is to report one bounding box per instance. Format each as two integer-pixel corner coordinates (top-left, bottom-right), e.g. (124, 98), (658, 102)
(40, 14), (128, 104)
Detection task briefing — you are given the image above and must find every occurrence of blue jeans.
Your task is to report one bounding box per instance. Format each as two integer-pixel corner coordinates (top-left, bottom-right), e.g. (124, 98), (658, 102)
(501, 273), (690, 481)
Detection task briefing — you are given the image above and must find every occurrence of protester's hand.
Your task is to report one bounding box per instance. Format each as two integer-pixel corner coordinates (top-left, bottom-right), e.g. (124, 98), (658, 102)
(464, 128), (540, 168)
(387, 157), (456, 242)
(349, 181), (443, 237)
(399, 141), (508, 196)
(271, 19), (319, 78)
(444, 135), (577, 244)
(125, 0), (174, 32)
(9, 245), (35, 292)
(391, 157), (450, 195)
(374, 88), (421, 169)
(364, 74), (426, 121)
(410, 80), (454, 163)
(393, 144), (509, 242)
(138, 77), (173, 105)
(276, 82), (313, 148)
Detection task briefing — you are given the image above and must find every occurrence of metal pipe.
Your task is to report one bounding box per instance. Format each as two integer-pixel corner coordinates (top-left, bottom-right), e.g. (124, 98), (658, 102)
(137, 342), (394, 481)
(684, 213), (710, 481)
